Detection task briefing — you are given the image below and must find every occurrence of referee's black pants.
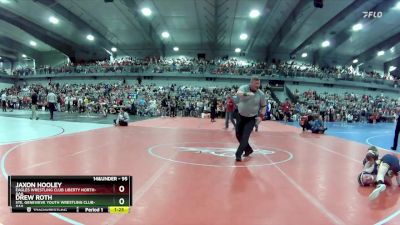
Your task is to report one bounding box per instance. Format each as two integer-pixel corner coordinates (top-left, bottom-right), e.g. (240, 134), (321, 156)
(392, 116), (400, 150)
(49, 103), (55, 120)
(235, 114), (256, 159)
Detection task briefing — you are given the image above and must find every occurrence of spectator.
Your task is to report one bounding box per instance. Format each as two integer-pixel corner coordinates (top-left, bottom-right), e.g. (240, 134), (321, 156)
(310, 115), (327, 134)
(30, 89), (39, 120)
(114, 108), (129, 126)
(224, 95), (236, 129)
(1, 91), (6, 112)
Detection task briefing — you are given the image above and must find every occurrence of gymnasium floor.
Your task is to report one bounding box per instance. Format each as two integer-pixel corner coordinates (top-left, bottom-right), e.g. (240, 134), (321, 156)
(0, 111), (399, 225)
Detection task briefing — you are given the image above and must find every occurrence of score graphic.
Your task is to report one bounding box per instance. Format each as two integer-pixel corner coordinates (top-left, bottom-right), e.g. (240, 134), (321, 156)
(8, 176), (132, 213)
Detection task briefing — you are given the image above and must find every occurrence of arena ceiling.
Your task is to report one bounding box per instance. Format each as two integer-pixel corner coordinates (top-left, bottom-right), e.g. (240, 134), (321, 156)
(0, 0), (399, 69)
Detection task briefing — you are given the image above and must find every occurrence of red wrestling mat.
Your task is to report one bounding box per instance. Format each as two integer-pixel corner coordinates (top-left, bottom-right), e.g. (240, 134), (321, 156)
(0, 118), (399, 225)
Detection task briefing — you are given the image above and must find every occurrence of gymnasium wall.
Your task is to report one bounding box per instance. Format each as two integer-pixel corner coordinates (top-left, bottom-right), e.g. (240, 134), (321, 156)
(36, 51), (70, 67)
(116, 46), (266, 62)
(0, 82), (14, 90)
(18, 76), (250, 88)
(13, 74), (399, 98)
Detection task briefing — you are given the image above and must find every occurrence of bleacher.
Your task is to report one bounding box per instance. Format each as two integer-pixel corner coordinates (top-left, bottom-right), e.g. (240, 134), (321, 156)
(286, 85), (399, 100)
(274, 90), (288, 103)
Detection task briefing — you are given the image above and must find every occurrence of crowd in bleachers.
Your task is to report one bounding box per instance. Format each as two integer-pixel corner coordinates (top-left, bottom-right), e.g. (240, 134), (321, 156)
(0, 82), (276, 119)
(289, 89), (399, 123)
(12, 68), (35, 76)
(1, 80), (398, 125)
(8, 56), (399, 87)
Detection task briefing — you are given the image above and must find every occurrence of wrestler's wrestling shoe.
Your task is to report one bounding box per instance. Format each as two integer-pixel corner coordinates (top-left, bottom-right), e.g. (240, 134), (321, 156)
(369, 183), (386, 200)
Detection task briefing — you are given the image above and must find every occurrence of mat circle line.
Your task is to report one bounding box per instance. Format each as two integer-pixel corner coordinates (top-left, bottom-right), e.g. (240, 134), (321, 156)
(148, 142), (293, 168)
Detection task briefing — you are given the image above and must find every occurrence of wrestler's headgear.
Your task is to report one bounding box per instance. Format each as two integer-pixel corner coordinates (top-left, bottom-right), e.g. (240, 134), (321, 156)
(358, 171), (375, 186)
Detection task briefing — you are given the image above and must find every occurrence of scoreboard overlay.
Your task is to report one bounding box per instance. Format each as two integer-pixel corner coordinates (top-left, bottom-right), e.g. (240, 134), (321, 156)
(8, 176), (132, 213)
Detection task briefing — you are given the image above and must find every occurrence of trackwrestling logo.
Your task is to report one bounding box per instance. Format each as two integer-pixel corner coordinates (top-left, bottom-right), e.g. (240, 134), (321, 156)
(176, 147), (275, 158)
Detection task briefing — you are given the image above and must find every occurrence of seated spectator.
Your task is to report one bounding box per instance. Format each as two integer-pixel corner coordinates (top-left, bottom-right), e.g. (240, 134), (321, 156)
(309, 115), (327, 134)
(113, 108), (129, 126)
(369, 111), (379, 124)
(300, 110), (314, 131)
(281, 98), (292, 122)
(346, 113), (353, 123)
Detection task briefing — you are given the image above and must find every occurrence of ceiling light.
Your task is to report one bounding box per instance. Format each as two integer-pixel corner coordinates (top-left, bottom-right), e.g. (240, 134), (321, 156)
(161, 31), (170, 38)
(235, 48), (241, 53)
(49, 16), (59, 24)
(301, 53), (307, 58)
(141, 8), (152, 16)
(377, 50), (385, 56)
(111, 47), (117, 52)
(173, 47), (179, 52)
(390, 47), (395, 53)
(239, 33), (248, 40)
(249, 9), (260, 18)
(352, 59), (358, 64)
(321, 40), (330, 47)
(0, 0), (11, 4)
(22, 54), (27, 58)
(29, 41), (37, 47)
(389, 66), (397, 72)
(352, 23), (363, 31)
(86, 34), (94, 41)
(395, 2), (400, 10)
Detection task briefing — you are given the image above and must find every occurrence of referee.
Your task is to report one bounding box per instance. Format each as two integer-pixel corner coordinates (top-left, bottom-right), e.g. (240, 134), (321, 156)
(391, 108), (400, 151)
(235, 76), (266, 161)
(47, 89), (57, 120)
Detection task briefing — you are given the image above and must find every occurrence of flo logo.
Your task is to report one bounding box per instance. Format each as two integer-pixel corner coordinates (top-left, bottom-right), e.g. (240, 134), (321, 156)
(176, 147), (275, 158)
(363, 11), (383, 18)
